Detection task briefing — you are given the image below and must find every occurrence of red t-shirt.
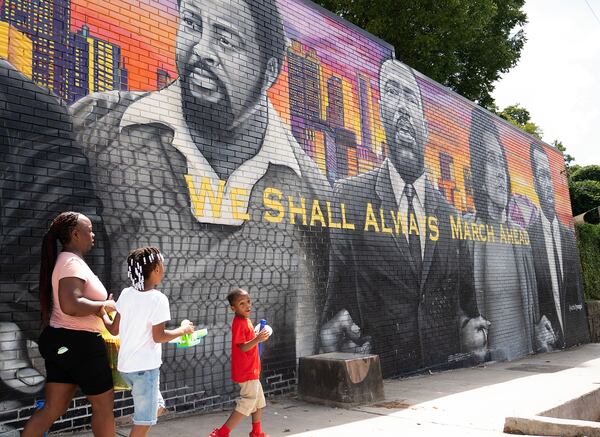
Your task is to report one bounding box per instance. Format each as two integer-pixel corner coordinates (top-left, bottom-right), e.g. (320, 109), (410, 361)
(231, 315), (260, 383)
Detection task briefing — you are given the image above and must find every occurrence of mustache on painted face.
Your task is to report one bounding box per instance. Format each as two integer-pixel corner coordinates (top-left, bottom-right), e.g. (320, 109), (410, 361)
(394, 112), (417, 146)
(182, 59), (227, 101)
(189, 66), (218, 91)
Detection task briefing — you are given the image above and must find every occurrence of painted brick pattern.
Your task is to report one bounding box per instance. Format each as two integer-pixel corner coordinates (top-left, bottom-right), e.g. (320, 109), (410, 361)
(0, 0), (589, 434)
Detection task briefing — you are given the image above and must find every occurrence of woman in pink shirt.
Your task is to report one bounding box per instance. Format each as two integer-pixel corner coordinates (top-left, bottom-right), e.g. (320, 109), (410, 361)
(23, 212), (116, 437)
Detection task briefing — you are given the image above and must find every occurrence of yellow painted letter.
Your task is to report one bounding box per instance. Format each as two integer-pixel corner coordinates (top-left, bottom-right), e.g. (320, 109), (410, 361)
(310, 199), (327, 227)
(326, 201), (342, 229)
(340, 203), (355, 230)
(428, 216), (439, 241)
(231, 188), (250, 221)
(263, 188), (284, 223)
(185, 175), (225, 219)
(364, 203), (380, 232)
(450, 214), (462, 240)
(288, 196), (307, 226)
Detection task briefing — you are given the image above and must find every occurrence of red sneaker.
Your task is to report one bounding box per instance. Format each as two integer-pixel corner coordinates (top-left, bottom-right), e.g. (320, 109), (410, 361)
(249, 432), (270, 437)
(209, 429), (227, 437)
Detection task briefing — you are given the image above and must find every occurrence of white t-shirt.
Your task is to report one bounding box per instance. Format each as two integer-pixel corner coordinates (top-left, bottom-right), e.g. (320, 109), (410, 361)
(116, 286), (171, 373)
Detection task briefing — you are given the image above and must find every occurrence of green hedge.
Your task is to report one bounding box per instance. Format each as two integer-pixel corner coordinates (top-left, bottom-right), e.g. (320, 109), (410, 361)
(576, 223), (600, 300)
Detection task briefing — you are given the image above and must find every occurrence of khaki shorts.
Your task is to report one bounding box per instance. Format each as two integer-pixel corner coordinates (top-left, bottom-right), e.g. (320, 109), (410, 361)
(235, 379), (266, 416)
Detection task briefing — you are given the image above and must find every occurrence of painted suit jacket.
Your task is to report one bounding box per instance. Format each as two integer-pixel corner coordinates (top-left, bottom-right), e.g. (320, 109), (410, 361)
(324, 162), (479, 377)
(528, 214), (589, 348)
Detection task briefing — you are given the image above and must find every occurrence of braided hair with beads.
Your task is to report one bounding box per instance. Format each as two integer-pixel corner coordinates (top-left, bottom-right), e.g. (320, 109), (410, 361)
(127, 247), (164, 291)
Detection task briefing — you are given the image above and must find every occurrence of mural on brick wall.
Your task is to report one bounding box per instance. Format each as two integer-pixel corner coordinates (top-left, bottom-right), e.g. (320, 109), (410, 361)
(0, 0), (589, 432)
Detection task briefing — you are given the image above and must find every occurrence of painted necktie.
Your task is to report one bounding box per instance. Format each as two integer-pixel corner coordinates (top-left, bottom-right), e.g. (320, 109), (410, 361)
(404, 183), (422, 276)
(551, 227), (563, 291)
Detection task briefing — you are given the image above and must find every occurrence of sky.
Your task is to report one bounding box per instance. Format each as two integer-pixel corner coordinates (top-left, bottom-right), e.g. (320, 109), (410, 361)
(493, 0), (600, 167)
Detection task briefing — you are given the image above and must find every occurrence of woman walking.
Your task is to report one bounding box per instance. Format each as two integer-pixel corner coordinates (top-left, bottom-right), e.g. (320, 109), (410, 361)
(22, 211), (116, 437)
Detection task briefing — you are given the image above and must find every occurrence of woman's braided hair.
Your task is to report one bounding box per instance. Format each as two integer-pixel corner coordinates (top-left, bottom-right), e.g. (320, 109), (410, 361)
(127, 247), (163, 291)
(39, 212), (81, 323)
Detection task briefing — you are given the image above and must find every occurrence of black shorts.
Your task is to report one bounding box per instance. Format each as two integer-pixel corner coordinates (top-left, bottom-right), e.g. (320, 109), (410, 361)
(38, 326), (113, 396)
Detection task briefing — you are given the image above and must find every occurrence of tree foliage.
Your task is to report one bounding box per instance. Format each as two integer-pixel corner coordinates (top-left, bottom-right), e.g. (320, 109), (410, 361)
(497, 104), (543, 139)
(553, 140), (575, 168)
(571, 165), (600, 183)
(493, 105), (599, 222)
(313, 0), (527, 108)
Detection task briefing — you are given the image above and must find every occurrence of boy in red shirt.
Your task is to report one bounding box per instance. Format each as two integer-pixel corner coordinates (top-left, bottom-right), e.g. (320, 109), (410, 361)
(209, 288), (271, 437)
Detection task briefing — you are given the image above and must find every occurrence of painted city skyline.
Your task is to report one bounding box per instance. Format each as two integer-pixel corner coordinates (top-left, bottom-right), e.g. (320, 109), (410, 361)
(0, 0), (392, 184)
(0, 0), (129, 101)
(0, 0), (571, 223)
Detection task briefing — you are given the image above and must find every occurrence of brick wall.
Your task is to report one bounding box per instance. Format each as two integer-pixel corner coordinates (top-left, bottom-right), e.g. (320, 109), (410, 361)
(0, 0), (589, 433)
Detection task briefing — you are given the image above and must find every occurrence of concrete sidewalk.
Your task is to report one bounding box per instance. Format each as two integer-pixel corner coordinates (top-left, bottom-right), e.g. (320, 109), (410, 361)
(66, 343), (600, 437)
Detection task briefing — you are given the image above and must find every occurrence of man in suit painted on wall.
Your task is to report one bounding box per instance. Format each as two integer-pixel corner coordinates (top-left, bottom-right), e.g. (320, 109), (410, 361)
(528, 142), (588, 349)
(320, 59), (487, 376)
(71, 0), (331, 395)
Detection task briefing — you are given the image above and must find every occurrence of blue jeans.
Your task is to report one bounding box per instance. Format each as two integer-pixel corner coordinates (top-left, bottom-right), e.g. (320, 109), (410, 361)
(120, 368), (165, 425)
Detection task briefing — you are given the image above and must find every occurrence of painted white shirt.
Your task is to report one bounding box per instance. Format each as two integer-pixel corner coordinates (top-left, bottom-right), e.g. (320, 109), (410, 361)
(541, 212), (564, 330)
(387, 158), (427, 258)
(120, 80), (302, 226)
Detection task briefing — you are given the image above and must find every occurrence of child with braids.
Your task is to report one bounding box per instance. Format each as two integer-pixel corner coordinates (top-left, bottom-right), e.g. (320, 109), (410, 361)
(100, 247), (194, 437)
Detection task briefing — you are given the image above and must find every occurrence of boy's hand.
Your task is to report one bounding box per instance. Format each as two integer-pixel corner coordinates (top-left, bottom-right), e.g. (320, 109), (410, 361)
(256, 329), (270, 343)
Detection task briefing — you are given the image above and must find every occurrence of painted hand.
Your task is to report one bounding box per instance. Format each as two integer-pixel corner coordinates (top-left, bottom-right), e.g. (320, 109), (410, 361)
(534, 315), (556, 352)
(0, 322), (45, 402)
(460, 315), (491, 361)
(319, 309), (371, 354)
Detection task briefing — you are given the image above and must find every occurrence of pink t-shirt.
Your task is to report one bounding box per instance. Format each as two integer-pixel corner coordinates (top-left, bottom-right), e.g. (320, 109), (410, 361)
(49, 251), (107, 333)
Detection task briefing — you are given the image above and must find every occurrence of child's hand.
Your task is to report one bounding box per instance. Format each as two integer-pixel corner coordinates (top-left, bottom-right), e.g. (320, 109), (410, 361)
(256, 329), (270, 343)
(181, 320), (194, 335)
(103, 294), (116, 313)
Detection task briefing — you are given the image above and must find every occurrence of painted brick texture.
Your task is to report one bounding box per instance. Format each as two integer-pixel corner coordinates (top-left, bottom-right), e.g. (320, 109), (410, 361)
(0, 0), (589, 434)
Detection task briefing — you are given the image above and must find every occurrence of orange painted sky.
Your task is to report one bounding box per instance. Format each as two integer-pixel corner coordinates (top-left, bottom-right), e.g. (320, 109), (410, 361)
(71, 0), (179, 91)
(68, 0), (573, 228)
(498, 124), (573, 227)
(420, 77), (573, 228)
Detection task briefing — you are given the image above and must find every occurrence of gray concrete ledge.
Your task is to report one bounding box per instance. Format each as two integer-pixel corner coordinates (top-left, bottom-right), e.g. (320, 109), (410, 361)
(504, 386), (600, 435)
(505, 415), (600, 437)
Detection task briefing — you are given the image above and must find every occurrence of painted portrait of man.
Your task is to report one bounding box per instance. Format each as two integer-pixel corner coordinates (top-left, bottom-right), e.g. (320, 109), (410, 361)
(320, 59), (486, 377)
(70, 0), (331, 395)
(528, 142), (589, 349)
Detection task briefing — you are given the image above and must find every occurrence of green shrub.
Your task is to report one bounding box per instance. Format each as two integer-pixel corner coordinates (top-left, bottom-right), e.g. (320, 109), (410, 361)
(576, 223), (600, 300)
